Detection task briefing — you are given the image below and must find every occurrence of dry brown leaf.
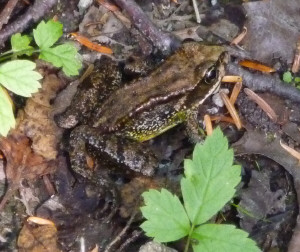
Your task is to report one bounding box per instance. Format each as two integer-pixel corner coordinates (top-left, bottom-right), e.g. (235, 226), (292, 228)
(16, 73), (65, 160)
(0, 133), (52, 183)
(0, 133), (54, 183)
(0, 133), (55, 210)
(18, 222), (61, 252)
(119, 177), (173, 218)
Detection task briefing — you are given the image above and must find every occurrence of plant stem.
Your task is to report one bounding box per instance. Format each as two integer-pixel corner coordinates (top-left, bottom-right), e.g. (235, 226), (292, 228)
(0, 48), (40, 62)
(0, 50), (13, 57)
(184, 236), (191, 252)
(0, 54), (14, 62)
(184, 223), (196, 252)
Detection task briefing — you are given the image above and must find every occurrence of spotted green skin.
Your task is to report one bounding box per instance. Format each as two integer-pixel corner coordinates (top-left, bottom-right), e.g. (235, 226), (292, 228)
(56, 42), (228, 179)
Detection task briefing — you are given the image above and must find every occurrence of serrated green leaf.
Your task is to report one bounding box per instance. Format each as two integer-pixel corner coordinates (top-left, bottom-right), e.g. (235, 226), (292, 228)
(181, 127), (241, 225)
(33, 20), (63, 49)
(192, 224), (261, 252)
(11, 33), (33, 55)
(0, 87), (15, 136)
(39, 44), (82, 76)
(140, 189), (190, 242)
(0, 60), (42, 97)
(283, 71), (293, 83)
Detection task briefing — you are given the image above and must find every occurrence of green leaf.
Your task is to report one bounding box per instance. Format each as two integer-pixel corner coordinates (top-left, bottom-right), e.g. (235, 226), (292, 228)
(0, 60), (42, 97)
(283, 71), (293, 83)
(181, 127), (241, 225)
(33, 20), (63, 49)
(11, 33), (33, 55)
(0, 87), (15, 136)
(295, 77), (300, 84)
(140, 189), (190, 242)
(39, 44), (82, 76)
(192, 224), (261, 252)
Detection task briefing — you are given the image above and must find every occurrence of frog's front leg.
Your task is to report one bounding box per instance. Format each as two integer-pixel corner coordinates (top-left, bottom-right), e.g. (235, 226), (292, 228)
(56, 58), (122, 129)
(69, 125), (157, 179)
(185, 111), (206, 143)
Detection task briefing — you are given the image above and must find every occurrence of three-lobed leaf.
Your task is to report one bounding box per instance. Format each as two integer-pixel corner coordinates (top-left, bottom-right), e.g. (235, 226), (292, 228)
(39, 44), (82, 76)
(11, 33), (33, 55)
(0, 87), (15, 136)
(0, 20), (82, 136)
(192, 224), (260, 252)
(0, 60), (42, 97)
(181, 127), (241, 225)
(140, 189), (190, 242)
(33, 20), (63, 49)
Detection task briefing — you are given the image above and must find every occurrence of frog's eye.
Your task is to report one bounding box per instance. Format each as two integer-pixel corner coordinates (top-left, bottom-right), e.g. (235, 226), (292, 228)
(204, 66), (219, 85)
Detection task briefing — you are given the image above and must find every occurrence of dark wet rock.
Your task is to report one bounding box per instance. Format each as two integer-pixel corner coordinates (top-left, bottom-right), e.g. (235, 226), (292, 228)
(139, 241), (177, 252)
(237, 156), (297, 251)
(242, 0), (300, 65)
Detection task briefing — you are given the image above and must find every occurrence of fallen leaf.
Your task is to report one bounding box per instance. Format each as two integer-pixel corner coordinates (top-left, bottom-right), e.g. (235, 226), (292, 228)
(18, 222), (61, 252)
(0, 133), (55, 210)
(17, 73), (65, 160)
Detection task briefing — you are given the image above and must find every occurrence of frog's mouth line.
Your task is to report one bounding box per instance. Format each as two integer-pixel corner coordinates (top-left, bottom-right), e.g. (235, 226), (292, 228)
(199, 77), (222, 106)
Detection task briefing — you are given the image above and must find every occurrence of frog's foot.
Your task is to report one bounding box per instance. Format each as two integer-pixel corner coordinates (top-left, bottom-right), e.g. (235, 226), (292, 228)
(69, 125), (157, 177)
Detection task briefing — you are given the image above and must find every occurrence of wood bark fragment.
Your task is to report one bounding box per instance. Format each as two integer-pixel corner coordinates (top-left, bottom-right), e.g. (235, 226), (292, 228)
(0, 0), (19, 30)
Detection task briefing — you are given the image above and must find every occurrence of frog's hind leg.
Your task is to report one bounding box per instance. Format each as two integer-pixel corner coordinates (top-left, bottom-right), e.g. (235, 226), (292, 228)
(69, 126), (120, 221)
(124, 102), (187, 142)
(69, 126), (157, 178)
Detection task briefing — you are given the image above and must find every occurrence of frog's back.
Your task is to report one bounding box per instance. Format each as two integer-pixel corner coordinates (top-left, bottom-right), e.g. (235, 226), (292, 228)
(93, 42), (225, 131)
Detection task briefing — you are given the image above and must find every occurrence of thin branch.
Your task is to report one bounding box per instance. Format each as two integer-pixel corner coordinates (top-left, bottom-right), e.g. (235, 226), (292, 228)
(226, 63), (300, 104)
(0, 0), (19, 30)
(0, 0), (58, 46)
(113, 0), (181, 54)
(104, 209), (138, 252)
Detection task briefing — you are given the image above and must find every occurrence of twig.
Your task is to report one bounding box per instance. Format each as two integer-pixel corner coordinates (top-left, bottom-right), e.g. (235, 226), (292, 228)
(0, 0), (19, 30)
(0, 186), (16, 211)
(113, 0), (181, 54)
(191, 0), (201, 23)
(244, 88), (278, 123)
(292, 38), (300, 73)
(226, 63), (300, 104)
(116, 230), (143, 252)
(280, 140), (300, 162)
(230, 26), (247, 46)
(0, 0), (58, 46)
(104, 209), (138, 252)
(204, 114), (213, 136)
(229, 81), (242, 104)
(219, 91), (242, 129)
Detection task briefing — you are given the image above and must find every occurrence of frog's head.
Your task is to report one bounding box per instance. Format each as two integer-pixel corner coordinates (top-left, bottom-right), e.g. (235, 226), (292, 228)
(182, 43), (229, 109)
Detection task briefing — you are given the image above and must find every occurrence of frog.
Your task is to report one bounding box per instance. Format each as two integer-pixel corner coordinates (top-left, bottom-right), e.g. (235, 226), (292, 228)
(56, 41), (229, 181)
